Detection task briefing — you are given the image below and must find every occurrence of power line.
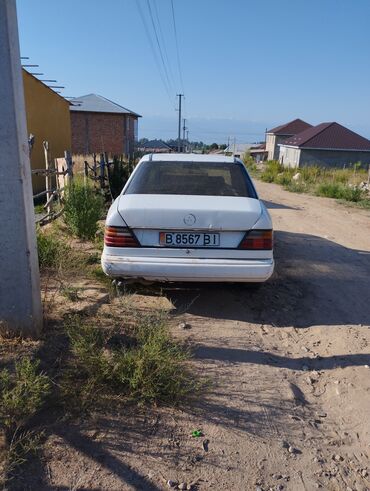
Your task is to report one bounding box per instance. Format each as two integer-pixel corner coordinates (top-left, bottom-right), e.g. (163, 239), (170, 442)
(177, 93), (184, 151)
(146, 0), (174, 98)
(170, 0), (184, 92)
(152, 0), (176, 90)
(135, 0), (174, 106)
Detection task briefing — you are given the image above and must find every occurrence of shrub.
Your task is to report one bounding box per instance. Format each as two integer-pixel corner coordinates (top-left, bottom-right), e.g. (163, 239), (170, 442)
(300, 166), (322, 184)
(284, 181), (307, 193)
(316, 183), (365, 202)
(64, 313), (197, 406)
(108, 158), (131, 199)
(37, 231), (66, 269)
(275, 172), (292, 186)
(260, 160), (284, 182)
(0, 359), (50, 432)
(64, 181), (104, 240)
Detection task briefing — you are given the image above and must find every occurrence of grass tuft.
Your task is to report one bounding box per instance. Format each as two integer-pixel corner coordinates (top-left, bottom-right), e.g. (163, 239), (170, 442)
(64, 180), (104, 240)
(0, 359), (50, 433)
(63, 312), (198, 407)
(315, 183), (365, 202)
(37, 231), (67, 269)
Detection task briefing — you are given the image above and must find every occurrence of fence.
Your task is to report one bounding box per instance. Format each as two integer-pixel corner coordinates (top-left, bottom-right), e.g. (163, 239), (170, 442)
(83, 153), (133, 200)
(33, 147), (133, 226)
(32, 141), (73, 225)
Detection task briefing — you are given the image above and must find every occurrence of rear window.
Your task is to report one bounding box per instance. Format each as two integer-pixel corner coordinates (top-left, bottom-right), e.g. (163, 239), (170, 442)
(124, 161), (257, 198)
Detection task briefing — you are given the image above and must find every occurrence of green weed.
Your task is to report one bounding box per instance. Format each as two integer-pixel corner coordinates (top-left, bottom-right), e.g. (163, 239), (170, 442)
(63, 312), (197, 407)
(284, 181), (308, 193)
(37, 231), (67, 269)
(64, 180), (104, 240)
(60, 285), (80, 302)
(0, 359), (50, 433)
(315, 183), (365, 202)
(260, 160), (284, 182)
(4, 429), (42, 483)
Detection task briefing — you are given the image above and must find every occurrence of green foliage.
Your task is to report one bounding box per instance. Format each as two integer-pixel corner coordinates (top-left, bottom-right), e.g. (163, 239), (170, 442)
(108, 158), (131, 199)
(0, 359), (50, 431)
(316, 183), (365, 202)
(64, 313), (197, 406)
(34, 204), (44, 214)
(275, 171), (293, 186)
(260, 160), (284, 182)
(243, 155), (257, 174)
(60, 285), (79, 302)
(36, 231), (67, 269)
(64, 181), (104, 240)
(283, 181), (308, 193)
(5, 429), (42, 481)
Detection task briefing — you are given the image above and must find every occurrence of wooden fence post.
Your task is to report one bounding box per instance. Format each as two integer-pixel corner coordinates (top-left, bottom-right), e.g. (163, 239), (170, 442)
(64, 150), (73, 185)
(43, 141), (51, 214)
(84, 160), (88, 186)
(99, 153), (105, 191)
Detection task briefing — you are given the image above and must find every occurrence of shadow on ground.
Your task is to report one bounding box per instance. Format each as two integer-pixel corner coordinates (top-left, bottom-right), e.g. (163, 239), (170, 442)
(153, 231), (370, 328)
(194, 345), (370, 370)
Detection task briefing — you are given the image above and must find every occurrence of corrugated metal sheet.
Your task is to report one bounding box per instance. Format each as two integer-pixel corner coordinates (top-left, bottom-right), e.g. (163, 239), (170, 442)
(283, 122), (370, 150)
(267, 118), (312, 135)
(70, 93), (141, 117)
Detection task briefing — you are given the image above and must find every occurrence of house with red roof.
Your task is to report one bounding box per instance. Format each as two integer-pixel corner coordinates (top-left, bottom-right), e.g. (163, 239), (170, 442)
(265, 118), (312, 160)
(278, 122), (370, 168)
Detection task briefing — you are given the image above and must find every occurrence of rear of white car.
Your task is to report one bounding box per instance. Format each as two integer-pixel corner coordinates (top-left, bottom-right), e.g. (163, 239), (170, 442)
(101, 154), (274, 283)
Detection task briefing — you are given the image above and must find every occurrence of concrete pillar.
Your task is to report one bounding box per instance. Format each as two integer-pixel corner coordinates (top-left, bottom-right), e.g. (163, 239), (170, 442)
(0, 0), (43, 337)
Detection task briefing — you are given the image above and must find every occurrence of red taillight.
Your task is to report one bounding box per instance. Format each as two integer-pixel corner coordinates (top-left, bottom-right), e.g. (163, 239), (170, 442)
(239, 230), (273, 250)
(104, 226), (139, 247)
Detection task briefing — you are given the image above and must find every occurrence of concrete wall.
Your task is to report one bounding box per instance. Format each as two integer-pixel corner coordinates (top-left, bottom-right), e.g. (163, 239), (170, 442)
(266, 133), (291, 160)
(279, 146), (301, 168)
(23, 70), (72, 194)
(71, 112), (138, 157)
(265, 133), (275, 160)
(299, 149), (370, 168)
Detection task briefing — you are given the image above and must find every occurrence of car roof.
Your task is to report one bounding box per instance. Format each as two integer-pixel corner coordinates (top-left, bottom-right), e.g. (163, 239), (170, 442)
(140, 153), (239, 164)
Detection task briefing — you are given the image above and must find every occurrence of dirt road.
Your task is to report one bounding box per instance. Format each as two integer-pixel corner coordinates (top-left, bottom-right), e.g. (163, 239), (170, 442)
(24, 182), (370, 491)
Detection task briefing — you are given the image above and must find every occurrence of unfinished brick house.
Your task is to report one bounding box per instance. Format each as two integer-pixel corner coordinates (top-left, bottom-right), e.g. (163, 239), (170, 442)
(70, 94), (141, 158)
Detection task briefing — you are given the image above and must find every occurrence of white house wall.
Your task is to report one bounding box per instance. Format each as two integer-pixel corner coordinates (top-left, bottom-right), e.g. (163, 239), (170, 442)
(279, 146), (301, 168)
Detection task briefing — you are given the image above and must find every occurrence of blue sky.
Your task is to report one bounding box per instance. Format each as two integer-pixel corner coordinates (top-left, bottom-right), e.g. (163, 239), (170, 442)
(17, 0), (370, 143)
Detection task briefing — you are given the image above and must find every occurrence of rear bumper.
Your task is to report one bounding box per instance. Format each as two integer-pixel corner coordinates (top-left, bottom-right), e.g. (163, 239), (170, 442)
(101, 253), (274, 283)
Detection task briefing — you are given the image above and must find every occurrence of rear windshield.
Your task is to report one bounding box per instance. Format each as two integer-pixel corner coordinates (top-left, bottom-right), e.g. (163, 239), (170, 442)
(124, 161), (257, 197)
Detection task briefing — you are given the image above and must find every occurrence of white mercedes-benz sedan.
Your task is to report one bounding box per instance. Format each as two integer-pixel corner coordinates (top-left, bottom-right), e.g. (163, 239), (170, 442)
(101, 153), (274, 283)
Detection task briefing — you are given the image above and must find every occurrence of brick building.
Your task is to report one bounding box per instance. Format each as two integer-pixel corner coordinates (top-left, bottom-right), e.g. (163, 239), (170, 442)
(70, 94), (141, 157)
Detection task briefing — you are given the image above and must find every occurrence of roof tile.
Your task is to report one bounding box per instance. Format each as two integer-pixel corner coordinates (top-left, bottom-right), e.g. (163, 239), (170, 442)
(267, 118), (312, 135)
(283, 122), (370, 150)
(70, 93), (141, 117)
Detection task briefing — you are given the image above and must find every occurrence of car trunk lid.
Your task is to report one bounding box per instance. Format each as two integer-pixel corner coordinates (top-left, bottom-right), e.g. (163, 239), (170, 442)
(117, 194), (262, 231)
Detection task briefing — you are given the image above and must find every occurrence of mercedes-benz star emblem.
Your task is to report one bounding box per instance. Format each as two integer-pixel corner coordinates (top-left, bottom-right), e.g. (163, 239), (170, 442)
(183, 214), (196, 226)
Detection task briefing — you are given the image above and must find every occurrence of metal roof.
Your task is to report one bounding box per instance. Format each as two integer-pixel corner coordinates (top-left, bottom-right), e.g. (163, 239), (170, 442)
(267, 118), (312, 135)
(141, 153), (237, 163)
(69, 93), (141, 117)
(281, 122), (370, 151)
(138, 140), (172, 150)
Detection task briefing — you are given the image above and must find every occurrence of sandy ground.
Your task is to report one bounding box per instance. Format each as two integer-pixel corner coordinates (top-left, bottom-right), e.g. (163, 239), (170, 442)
(12, 182), (370, 491)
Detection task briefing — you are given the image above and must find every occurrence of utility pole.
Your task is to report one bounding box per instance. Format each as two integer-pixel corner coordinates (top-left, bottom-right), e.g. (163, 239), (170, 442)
(176, 93), (184, 152)
(182, 118), (187, 141)
(182, 118), (187, 153)
(0, 0), (42, 337)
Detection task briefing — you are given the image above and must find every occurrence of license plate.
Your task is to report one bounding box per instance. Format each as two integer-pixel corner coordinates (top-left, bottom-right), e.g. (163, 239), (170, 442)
(159, 232), (220, 247)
